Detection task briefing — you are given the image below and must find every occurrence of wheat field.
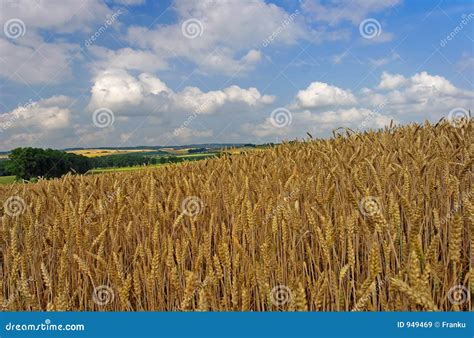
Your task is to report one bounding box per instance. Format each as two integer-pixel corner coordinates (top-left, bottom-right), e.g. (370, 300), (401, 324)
(0, 121), (472, 311)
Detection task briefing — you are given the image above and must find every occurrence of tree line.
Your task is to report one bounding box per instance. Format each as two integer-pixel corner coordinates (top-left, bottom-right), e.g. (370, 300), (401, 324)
(2, 147), (188, 180)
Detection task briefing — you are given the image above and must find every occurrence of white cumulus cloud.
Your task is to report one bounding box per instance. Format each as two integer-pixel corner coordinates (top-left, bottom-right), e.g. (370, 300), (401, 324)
(124, 0), (308, 75)
(87, 69), (275, 116)
(244, 70), (473, 141)
(294, 82), (357, 108)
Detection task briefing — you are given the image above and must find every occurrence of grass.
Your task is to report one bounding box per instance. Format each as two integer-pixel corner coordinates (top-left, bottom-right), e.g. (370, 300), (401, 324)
(161, 147), (190, 155)
(177, 153), (218, 158)
(89, 163), (165, 174)
(0, 175), (16, 185)
(0, 120), (471, 311)
(89, 154), (218, 174)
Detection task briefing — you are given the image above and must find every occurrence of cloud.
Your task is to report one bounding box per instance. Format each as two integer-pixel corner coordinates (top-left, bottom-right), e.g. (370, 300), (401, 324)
(302, 0), (398, 44)
(0, 36), (77, 84)
(331, 50), (350, 64)
(1, 1), (472, 149)
(378, 71), (407, 89)
(2, 67), (472, 150)
(365, 71), (473, 115)
(369, 52), (401, 67)
(457, 53), (474, 72)
(0, 95), (72, 131)
(0, 0), (118, 84)
(0, 0), (112, 33)
(294, 82), (357, 108)
(363, 30), (394, 43)
(165, 127), (213, 142)
(89, 46), (168, 73)
(301, 0), (401, 25)
(87, 69), (159, 112)
(301, 107), (374, 124)
(245, 107), (393, 139)
(244, 70), (473, 140)
(114, 0), (145, 5)
(124, 0), (308, 75)
(408, 72), (458, 96)
(366, 71), (474, 118)
(87, 69), (276, 116)
(242, 118), (291, 138)
(367, 71), (472, 115)
(0, 95), (75, 149)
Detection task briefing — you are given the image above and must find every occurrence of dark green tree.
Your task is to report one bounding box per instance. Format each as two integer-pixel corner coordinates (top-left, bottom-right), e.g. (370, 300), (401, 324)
(6, 147), (92, 180)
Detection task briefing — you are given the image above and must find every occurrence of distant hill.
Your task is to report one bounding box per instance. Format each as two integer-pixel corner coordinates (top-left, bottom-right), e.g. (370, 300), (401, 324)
(63, 143), (254, 151)
(0, 143), (258, 156)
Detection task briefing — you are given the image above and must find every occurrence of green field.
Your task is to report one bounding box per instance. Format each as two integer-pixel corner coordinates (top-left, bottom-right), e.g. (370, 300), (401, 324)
(0, 151), (223, 182)
(89, 163), (165, 174)
(176, 152), (217, 158)
(90, 153), (219, 174)
(0, 176), (16, 185)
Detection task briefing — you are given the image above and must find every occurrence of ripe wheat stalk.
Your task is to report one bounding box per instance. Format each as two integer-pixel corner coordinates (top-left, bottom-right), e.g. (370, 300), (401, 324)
(0, 120), (472, 311)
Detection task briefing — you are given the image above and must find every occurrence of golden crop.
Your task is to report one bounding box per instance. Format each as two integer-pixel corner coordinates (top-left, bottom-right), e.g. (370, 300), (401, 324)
(0, 121), (472, 311)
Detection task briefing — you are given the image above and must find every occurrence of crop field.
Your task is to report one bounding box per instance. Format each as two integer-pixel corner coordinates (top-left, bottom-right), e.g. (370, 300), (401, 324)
(67, 149), (157, 158)
(0, 121), (471, 311)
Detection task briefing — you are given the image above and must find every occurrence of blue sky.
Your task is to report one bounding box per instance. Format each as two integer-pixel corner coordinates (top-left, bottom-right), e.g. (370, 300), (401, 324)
(0, 0), (472, 151)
